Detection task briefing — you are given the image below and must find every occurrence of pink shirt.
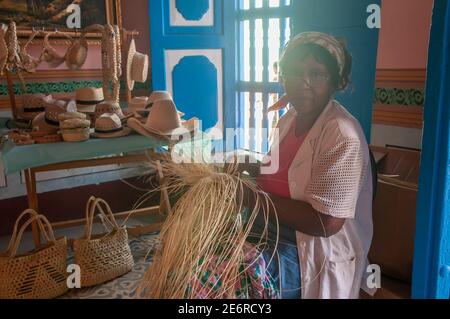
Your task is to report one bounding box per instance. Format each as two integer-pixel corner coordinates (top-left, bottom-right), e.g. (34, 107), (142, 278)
(257, 121), (308, 198)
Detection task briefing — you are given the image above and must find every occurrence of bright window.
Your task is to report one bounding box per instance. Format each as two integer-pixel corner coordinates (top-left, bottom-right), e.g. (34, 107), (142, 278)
(237, 0), (291, 153)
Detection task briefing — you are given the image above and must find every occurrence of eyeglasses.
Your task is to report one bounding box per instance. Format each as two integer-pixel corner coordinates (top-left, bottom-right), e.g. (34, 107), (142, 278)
(281, 70), (330, 87)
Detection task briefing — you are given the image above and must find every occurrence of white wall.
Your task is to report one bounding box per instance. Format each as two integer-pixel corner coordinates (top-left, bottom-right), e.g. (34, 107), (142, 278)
(371, 124), (423, 150)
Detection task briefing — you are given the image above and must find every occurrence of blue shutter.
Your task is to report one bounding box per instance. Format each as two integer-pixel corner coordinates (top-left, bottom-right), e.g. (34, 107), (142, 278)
(291, 0), (380, 140)
(149, 0), (236, 133)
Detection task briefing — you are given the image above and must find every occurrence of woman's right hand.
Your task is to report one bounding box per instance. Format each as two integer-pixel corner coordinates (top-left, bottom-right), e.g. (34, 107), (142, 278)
(226, 154), (261, 178)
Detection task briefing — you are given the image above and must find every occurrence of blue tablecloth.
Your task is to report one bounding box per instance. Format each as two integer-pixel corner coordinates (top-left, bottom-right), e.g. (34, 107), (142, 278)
(0, 134), (168, 175)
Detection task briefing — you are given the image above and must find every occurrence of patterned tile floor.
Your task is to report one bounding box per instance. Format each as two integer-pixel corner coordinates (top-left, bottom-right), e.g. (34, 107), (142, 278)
(61, 232), (160, 299)
(0, 216), (161, 299)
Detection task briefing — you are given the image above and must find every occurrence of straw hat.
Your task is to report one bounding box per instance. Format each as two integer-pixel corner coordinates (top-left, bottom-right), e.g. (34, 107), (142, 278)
(128, 96), (148, 115)
(32, 100), (69, 132)
(126, 39), (149, 91)
(127, 99), (196, 139)
(92, 113), (132, 138)
(60, 118), (91, 142)
(94, 100), (125, 122)
(135, 91), (184, 118)
(75, 87), (104, 113)
(146, 91), (172, 108)
(20, 94), (52, 121)
(58, 111), (87, 122)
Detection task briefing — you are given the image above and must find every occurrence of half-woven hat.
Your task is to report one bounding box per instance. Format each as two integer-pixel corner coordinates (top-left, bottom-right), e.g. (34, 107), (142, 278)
(126, 39), (149, 91)
(92, 113), (132, 138)
(32, 100), (69, 133)
(20, 94), (52, 121)
(127, 99), (196, 140)
(75, 87), (105, 113)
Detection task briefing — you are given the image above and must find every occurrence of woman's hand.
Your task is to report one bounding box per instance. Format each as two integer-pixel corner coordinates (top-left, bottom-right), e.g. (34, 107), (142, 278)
(225, 154), (261, 178)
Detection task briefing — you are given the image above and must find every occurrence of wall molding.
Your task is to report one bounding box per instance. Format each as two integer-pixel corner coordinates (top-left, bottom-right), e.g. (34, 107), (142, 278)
(0, 70), (151, 110)
(376, 69), (426, 88)
(373, 104), (423, 129)
(2, 69), (103, 82)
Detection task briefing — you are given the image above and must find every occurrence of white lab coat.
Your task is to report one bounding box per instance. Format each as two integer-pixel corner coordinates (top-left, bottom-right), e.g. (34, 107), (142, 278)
(267, 99), (374, 299)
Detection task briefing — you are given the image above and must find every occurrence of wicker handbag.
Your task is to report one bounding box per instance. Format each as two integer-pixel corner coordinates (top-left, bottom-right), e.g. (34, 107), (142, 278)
(0, 209), (68, 299)
(73, 197), (134, 287)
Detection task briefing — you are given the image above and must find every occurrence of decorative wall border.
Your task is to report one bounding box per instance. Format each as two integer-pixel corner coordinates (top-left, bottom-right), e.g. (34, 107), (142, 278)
(0, 69), (151, 109)
(373, 88), (425, 106)
(373, 69), (426, 129)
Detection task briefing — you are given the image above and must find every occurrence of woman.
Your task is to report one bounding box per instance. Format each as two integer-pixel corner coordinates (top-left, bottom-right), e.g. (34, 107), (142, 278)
(242, 32), (374, 299)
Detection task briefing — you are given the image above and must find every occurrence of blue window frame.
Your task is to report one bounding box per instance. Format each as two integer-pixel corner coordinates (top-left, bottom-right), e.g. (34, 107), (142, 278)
(237, 0), (292, 153)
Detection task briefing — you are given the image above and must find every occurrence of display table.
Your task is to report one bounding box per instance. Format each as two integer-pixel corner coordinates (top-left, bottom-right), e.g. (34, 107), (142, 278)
(0, 134), (170, 247)
(1, 135), (167, 175)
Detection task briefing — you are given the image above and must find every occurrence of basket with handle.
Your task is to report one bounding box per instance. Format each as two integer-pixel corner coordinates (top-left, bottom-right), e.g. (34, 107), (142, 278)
(0, 209), (68, 299)
(73, 197), (134, 287)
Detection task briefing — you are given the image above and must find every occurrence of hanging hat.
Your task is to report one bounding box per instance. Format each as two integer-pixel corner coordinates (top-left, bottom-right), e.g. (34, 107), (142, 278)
(0, 24), (9, 75)
(75, 87), (105, 113)
(127, 99), (196, 140)
(66, 34), (88, 70)
(126, 39), (149, 91)
(32, 100), (68, 132)
(92, 113), (132, 138)
(20, 94), (52, 121)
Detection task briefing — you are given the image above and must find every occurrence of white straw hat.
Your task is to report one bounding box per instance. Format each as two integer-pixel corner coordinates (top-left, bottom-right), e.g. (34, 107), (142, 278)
(92, 113), (132, 138)
(75, 87), (105, 113)
(127, 99), (196, 140)
(126, 39), (149, 91)
(137, 91), (184, 118)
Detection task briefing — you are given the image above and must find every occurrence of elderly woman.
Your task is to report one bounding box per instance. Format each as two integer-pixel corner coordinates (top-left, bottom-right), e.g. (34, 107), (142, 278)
(243, 32), (374, 299)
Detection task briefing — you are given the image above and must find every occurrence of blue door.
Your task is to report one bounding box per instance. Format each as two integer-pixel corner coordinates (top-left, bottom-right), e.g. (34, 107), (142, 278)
(291, 0), (381, 140)
(149, 0), (236, 133)
(413, 0), (450, 299)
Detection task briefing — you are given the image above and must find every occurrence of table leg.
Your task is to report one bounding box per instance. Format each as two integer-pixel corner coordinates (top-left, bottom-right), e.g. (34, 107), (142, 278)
(156, 160), (171, 216)
(24, 169), (41, 247)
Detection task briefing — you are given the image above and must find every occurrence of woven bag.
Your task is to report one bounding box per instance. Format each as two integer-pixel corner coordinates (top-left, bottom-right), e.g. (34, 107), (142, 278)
(0, 209), (68, 299)
(73, 197), (134, 287)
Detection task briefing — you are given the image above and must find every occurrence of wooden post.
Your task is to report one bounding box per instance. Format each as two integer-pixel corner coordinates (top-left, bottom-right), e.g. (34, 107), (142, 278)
(5, 70), (18, 120)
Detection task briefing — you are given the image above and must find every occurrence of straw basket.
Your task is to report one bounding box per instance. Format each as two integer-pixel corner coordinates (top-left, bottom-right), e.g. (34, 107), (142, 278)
(73, 197), (134, 287)
(0, 210), (68, 299)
